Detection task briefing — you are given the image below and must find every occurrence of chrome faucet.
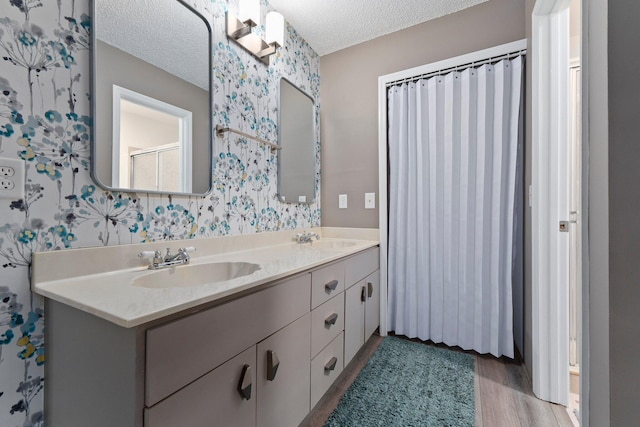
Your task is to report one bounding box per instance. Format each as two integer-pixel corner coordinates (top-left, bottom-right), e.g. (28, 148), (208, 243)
(139, 247), (196, 270)
(295, 231), (320, 244)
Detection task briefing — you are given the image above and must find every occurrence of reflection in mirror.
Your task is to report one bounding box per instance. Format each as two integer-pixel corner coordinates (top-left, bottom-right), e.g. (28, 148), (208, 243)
(277, 78), (315, 204)
(115, 86), (192, 192)
(92, 0), (212, 195)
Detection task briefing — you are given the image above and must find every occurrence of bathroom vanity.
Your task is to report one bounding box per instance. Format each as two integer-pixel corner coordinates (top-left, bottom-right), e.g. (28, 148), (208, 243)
(32, 228), (380, 427)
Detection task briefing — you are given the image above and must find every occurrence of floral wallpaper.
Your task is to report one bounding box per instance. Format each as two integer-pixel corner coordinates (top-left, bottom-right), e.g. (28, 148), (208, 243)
(0, 0), (321, 424)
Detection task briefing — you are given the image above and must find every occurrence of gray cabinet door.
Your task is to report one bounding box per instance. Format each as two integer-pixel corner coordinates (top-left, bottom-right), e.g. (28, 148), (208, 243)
(257, 314), (311, 427)
(144, 345), (257, 427)
(145, 274), (310, 406)
(364, 270), (380, 340)
(344, 280), (366, 365)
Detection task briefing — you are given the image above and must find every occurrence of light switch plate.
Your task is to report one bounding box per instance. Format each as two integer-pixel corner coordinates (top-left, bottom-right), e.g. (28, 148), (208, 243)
(338, 194), (347, 209)
(365, 192), (375, 209)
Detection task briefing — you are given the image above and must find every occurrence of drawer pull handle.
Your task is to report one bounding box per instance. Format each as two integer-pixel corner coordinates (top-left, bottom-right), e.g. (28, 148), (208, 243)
(325, 280), (339, 292)
(367, 282), (373, 298)
(324, 357), (338, 372)
(238, 364), (252, 400)
(267, 350), (280, 381)
(324, 313), (339, 326)
(361, 286), (367, 302)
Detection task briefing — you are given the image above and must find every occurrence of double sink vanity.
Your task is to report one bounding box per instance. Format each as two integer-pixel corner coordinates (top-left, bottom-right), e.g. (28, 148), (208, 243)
(32, 227), (380, 427)
(46, 1), (375, 425)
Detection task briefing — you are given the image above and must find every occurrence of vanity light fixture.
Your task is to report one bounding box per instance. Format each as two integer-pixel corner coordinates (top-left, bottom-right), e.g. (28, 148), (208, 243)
(226, 0), (284, 65)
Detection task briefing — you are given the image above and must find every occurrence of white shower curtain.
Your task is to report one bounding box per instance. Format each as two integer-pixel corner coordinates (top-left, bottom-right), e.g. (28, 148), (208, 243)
(387, 56), (524, 358)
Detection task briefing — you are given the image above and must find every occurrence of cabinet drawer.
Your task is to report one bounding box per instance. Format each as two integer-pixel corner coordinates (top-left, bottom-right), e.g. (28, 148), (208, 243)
(144, 346), (256, 427)
(345, 247), (380, 289)
(310, 332), (344, 409)
(145, 274), (310, 407)
(311, 261), (345, 309)
(311, 293), (344, 358)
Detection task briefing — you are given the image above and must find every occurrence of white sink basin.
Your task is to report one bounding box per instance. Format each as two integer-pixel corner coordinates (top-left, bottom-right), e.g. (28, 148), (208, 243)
(306, 240), (357, 249)
(133, 262), (260, 289)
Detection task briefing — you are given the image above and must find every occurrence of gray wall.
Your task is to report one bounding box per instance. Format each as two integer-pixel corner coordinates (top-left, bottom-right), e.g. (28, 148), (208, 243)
(584, 0), (611, 425)
(322, 2), (640, 426)
(321, 0), (527, 357)
(608, 1), (640, 425)
(320, 0), (526, 228)
(95, 40), (210, 193)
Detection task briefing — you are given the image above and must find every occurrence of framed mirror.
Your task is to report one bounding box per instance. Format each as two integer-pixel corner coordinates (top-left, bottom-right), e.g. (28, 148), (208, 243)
(277, 78), (315, 204)
(91, 0), (212, 195)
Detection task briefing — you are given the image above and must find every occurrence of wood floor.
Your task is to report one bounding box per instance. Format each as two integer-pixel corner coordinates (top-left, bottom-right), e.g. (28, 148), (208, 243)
(301, 335), (574, 427)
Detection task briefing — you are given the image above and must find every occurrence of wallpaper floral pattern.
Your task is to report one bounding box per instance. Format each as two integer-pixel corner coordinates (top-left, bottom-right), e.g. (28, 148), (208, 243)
(0, 0), (321, 424)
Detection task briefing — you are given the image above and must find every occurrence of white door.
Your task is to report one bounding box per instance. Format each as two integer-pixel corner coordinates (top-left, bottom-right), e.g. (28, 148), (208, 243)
(531, 0), (572, 405)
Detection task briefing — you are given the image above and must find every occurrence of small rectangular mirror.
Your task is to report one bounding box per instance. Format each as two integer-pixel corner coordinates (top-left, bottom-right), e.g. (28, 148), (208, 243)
(91, 0), (212, 195)
(277, 78), (315, 204)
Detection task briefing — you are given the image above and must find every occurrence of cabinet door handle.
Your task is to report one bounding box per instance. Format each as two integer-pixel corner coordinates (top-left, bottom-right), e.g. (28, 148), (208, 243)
(267, 350), (280, 381)
(325, 280), (339, 292)
(238, 364), (252, 400)
(324, 356), (338, 372)
(361, 286), (367, 302)
(324, 313), (339, 326)
(367, 282), (373, 298)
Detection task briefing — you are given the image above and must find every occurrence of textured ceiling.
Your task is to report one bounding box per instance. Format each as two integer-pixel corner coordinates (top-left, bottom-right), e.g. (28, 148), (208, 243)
(267, 0), (489, 56)
(96, 0), (210, 90)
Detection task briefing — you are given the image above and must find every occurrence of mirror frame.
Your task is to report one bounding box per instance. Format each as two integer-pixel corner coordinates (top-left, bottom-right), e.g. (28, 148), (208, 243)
(277, 77), (316, 204)
(89, 0), (213, 196)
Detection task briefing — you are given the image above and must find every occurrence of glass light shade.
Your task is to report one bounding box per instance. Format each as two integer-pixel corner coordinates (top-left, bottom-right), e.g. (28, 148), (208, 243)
(238, 0), (260, 25)
(265, 11), (284, 46)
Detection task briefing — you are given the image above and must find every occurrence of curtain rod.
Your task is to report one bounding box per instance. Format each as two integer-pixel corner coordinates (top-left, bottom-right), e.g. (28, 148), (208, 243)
(386, 49), (527, 88)
(215, 125), (282, 151)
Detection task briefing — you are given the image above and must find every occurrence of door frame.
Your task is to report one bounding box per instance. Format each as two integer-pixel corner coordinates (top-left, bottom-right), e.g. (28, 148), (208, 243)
(377, 39), (528, 340)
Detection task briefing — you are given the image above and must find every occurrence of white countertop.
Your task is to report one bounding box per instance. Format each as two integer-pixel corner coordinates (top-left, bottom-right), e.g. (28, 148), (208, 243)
(32, 228), (379, 328)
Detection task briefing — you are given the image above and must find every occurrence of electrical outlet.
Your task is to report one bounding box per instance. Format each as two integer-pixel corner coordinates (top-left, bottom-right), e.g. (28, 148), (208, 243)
(0, 165), (15, 177)
(1, 180), (15, 190)
(0, 157), (24, 199)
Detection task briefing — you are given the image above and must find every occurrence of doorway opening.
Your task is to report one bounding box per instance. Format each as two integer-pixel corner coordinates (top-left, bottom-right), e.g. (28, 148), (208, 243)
(568, 57), (581, 426)
(112, 85), (193, 192)
(531, 0), (583, 424)
(568, 1), (582, 424)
